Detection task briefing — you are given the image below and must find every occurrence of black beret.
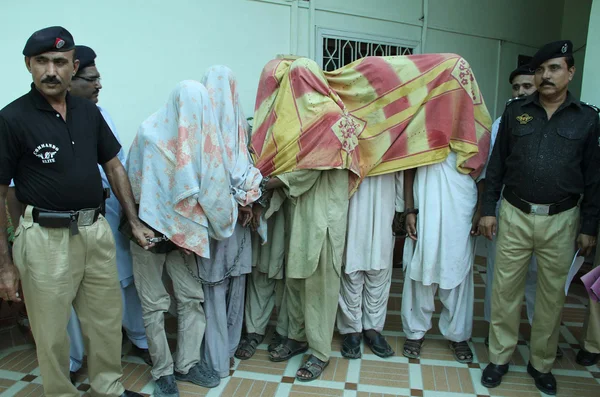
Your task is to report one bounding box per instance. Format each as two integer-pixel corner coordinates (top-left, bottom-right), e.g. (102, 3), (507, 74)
(23, 26), (74, 57)
(75, 45), (97, 70)
(509, 64), (535, 84)
(530, 40), (573, 70)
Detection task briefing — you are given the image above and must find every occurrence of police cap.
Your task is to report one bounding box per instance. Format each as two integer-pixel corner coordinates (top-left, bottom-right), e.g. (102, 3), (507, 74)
(75, 45), (97, 70)
(530, 40), (573, 70)
(23, 26), (75, 57)
(509, 64), (535, 84)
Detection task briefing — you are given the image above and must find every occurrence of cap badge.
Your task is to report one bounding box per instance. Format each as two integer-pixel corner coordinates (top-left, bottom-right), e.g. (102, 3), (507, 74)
(561, 43), (568, 54)
(55, 38), (65, 49)
(516, 113), (533, 125)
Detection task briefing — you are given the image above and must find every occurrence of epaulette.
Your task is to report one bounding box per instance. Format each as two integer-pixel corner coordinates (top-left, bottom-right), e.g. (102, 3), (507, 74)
(582, 102), (600, 113)
(505, 96), (526, 107)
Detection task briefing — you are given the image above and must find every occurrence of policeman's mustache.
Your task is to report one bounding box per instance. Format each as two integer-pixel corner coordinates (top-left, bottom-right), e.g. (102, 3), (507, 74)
(540, 80), (555, 87)
(41, 76), (61, 84)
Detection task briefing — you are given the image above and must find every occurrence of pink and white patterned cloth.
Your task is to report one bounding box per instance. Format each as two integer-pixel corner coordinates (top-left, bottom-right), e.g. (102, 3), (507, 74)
(127, 80), (237, 258)
(202, 65), (262, 207)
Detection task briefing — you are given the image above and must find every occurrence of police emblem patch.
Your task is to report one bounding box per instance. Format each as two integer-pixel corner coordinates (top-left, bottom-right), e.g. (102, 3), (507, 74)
(516, 113), (533, 125)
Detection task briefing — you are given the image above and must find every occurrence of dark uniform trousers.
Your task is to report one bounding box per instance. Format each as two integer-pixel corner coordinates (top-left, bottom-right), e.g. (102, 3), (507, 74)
(489, 199), (579, 373)
(12, 206), (124, 397)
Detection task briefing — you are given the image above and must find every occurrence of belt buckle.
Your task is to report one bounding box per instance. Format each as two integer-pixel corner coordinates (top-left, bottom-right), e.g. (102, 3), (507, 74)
(77, 209), (96, 227)
(530, 204), (550, 216)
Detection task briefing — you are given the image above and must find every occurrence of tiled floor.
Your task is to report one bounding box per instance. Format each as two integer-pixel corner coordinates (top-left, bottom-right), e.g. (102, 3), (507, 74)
(1, 255), (599, 397)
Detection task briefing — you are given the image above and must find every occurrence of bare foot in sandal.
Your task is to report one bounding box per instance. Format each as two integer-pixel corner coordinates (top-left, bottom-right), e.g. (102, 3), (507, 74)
(403, 337), (424, 359)
(296, 355), (329, 382)
(449, 340), (473, 363)
(269, 339), (309, 362)
(235, 333), (264, 360)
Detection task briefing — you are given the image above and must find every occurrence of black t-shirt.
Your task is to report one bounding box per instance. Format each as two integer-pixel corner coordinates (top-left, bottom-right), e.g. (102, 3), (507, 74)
(0, 84), (121, 211)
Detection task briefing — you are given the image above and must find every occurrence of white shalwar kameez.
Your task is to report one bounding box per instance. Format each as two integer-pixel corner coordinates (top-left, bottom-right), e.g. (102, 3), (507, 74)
(337, 173), (403, 334)
(401, 152), (476, 342)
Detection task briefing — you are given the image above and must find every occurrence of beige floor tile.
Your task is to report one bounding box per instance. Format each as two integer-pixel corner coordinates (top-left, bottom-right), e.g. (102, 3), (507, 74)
(421, 364), (474, 393)
(237, 349), (288, 376)
(222, 378), (279, 397)
(359, 360), (409, 388)
(289, 384), (344, 396)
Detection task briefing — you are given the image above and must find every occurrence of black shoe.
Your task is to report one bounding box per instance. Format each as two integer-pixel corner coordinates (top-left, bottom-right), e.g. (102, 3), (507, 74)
(131, 344), (153, 366)
(575, 349), (600, 366)
(527, 362), (556, 395)
(481, 363), (509, 388)
(175, 362), (220, 388)
(120, 391), (144, 397)
(69, 371), (78, 385)
(153, 374), (179, 397)
(555, 346), (563, 359)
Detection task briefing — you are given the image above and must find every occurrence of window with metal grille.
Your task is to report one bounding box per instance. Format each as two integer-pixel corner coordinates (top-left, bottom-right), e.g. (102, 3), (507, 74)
(322, 37), (415, 71)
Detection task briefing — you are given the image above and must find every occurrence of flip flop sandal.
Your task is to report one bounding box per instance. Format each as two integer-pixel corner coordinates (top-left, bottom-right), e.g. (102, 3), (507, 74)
(269, 340), (309, 362)
(449, 340), (473, 364)
(296, 355), (330, 382)
(234, 333), (264, 360)
(268, 331), (285, 352)
(341, 334), (362, 359)
(364, 331), (394, 358)
(403, 337), (424, 359)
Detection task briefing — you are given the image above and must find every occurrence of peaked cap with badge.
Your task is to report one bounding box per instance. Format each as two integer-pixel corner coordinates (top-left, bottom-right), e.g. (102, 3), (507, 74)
(509, 64), (535, 84)
(529, 40), (573, 70)
(22, 26), (75, 57)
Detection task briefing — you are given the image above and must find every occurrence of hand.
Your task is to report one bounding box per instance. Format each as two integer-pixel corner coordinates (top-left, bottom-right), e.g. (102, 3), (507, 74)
(0, 261), (21, 302)
(179, 247), (193, 255)
(577, 233), (597, 257)
(130, 219), (155, 250)
(238, 205), (253, 227)
(405, 213), (417, 241)
(471, 209), (482, 236)
(478, 216), (497, 241)
(251, 205), (263, 231)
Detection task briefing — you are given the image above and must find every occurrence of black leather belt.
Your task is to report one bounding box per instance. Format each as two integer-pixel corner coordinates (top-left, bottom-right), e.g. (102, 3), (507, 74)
(32, 207), (101, 235)
(503, 189), (578, 216)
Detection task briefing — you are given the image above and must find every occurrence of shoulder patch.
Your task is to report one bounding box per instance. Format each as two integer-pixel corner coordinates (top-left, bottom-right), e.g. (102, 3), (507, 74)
(505, 96), (526, 107)
(582, 102), (600, 113)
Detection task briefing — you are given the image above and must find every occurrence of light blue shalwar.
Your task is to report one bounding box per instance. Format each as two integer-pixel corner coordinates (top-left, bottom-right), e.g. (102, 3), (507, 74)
(67, 107), (148, 372)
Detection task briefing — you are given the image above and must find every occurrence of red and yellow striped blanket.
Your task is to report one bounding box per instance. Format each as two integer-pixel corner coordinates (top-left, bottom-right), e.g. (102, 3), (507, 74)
(250, 54), (492, 193)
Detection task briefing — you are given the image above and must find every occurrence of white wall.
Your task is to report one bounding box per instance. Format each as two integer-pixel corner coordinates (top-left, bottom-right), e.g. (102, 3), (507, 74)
(0, 0), (592, 150)
(562, 0), (593, 99)
(582, 0), (600, 104)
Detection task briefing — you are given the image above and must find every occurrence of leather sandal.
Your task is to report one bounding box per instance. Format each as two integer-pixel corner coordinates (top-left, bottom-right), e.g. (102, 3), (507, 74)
(341, 333), (362, 359)
(235, 333), (264, 360)
(296, 355), (329, 382)
(269, 339), (308, 362)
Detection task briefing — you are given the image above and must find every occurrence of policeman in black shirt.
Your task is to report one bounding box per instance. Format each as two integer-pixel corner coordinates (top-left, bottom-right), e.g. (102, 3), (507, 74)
(0, 26), (155, 397)
(479, 40), (600, 395)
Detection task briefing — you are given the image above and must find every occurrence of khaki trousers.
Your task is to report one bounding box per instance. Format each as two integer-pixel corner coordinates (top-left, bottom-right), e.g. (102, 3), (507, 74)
(244, 267), (289, 337)
(581, 245), (600, 354)
(130, 243), (205, 380)
(489, 200), (579, 372)
(286, 240), (340, 362)
(13, 206), (124, 397)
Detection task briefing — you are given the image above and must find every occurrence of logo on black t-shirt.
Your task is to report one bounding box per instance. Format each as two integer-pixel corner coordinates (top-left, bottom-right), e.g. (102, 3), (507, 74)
(33, 143), (60, 164)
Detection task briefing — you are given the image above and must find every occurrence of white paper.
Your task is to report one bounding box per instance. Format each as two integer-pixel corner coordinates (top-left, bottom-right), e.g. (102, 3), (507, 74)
(565, 249), (584, 296)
